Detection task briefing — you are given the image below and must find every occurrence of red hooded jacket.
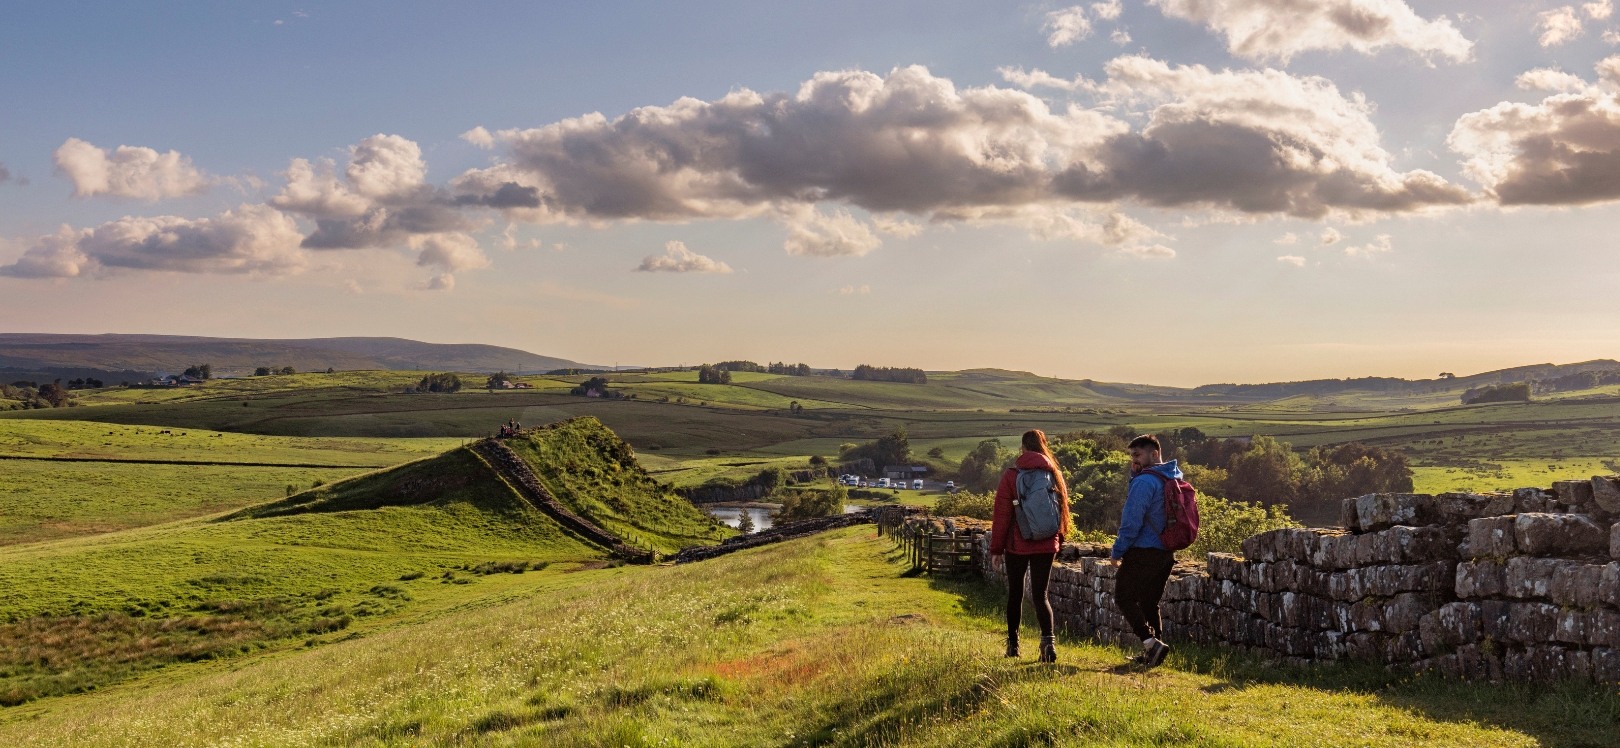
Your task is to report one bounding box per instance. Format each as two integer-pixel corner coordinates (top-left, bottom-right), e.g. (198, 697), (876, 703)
(989, 451), (1071, 556)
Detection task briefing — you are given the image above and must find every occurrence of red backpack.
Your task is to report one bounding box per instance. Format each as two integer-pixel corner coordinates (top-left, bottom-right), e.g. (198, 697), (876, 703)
(1157, 475), (1200, 551)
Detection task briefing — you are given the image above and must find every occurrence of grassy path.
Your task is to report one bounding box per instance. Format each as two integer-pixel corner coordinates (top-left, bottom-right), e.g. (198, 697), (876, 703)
(2, 528), (1616, 746)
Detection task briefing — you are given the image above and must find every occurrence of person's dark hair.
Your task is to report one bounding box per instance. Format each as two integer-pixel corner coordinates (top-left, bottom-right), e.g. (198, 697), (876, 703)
(1021, 429), (1068, 501)
(1127, 434), (1161, 452)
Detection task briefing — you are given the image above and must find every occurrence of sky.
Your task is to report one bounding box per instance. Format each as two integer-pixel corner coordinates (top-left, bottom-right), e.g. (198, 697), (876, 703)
(2, 1), (1619, 386)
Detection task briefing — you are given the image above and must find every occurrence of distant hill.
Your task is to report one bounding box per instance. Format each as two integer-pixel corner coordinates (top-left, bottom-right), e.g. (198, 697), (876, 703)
(0, 333), (596, 378)
(1187, 360), (1620, 400)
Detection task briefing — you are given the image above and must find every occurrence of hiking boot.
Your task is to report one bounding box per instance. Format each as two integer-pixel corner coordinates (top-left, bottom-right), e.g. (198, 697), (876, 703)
(1005, 634), (1020, 658)
(1038, 636), (1057, 663)
(1144, 638), (1171, 668)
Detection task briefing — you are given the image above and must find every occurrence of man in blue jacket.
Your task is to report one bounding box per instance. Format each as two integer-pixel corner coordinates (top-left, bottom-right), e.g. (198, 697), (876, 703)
(1111, 434), (1180, 668)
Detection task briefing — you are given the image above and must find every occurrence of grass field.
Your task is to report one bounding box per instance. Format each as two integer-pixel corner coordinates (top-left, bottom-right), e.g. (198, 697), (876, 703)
(4, 527), (1614, 746)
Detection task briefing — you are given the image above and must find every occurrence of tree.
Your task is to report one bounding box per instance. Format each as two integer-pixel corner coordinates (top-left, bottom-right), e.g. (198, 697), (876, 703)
(957, 438), (1013, 492)
(486, 371), (512, 389)
(844, 426), (911, 474)
(1050, 437), (1130, 530)
(183, 364), (212, 380)
(570, 377), (610, 397)
(1187, 495), (1299, 556)
(418, 372), (462, 393)
(697, 365), (731, 384)
(254, 367), (272, 377)
(37, 382), (70, 408)
(778, 485), (846, 519)
(927, 447), (945, 459)
(1462, 382), (1530, 405)
(1224, 436), (1304, 507)
(279, 366), (296, 376)
(735, 508), (755, 534)
(851, 365), (926, 383)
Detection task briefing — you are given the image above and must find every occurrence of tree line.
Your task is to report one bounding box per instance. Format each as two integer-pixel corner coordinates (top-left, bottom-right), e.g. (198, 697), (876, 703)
(851, 365), (926, 384)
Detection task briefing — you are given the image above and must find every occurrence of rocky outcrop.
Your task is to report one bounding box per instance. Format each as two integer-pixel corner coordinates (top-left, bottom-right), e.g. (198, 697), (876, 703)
(472, 438), (654, 563)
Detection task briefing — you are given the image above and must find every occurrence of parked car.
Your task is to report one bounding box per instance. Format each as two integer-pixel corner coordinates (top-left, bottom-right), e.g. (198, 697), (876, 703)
(858, 479), (868, 488)
(877, 478), (890, 488)
(912, 479), (923, 490)
(945, 480), (955, 491)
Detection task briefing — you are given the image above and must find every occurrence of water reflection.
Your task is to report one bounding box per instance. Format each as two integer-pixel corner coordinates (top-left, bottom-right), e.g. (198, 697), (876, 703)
(704, 506), (774, 533)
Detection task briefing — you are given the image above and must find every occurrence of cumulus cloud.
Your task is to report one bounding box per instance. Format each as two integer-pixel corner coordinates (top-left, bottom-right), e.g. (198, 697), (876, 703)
(872, 215), (925, 236)
(635, 240), (733, 273)
(1319, 227), (1343, 245)
(1148, 0), (1473, 63)
(1449, 55), (1620, 205)
(1343, 233), (1392, 256)
(779, 206), (883, 257)
(1092, 0), (1123, 21)
(834, 284), (871, 295)
(1274, 232), (1299, 244)
(1118, 243), (1176, 258)
(1605, 28), (1620, 44)
(420, 273), (455, 291)
(1044, 6), (1093, 47)
(499, 223), (542, 250)
(53, 138), (213, 200)
(1591, 0), (1615, 20)
(1515, 67), (1592, 93)
(0, 204), (305, 278)
(453, 60), (1468, 250)
(410, 232), (489, 272)
(1111, 28), (1133, 45)
(1538, 6), (1586, 47)
(271, 134), (477, 249)
(1277, 254), (1306, 266)
(460, 126), (496, 149)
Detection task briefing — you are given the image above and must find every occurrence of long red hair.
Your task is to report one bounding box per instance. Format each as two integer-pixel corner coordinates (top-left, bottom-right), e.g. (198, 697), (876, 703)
(1021, 429), (1068, 502)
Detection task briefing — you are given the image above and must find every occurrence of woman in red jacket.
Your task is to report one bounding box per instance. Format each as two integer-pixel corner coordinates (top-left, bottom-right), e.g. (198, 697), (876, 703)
(990, 429), (1071, 662)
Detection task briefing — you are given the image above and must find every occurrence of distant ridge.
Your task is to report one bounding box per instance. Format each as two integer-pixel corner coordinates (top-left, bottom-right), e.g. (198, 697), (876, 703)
(0, 333), (595, 378)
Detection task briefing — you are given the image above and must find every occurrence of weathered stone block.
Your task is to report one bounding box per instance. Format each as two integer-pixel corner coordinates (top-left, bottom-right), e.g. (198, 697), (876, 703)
(1479, 600), (1510, 641)
(1601, 563), (1620, 608)
(1550, 563), (1605, 607)
(1612, 523), (1620, 561)
(1587, 609), (1620, 649)
(1436, 601), (1482, 645)
(1595, 648), (1620, 684)
(1456, 560), (1506, 599)
(1505, 556), (1569, 599)
(1514, 513), (1609, 556)
(1468, 515), (1516, 558)
(1384, 630), (1424, 662)
(1355, 493), (1438, 533)
(1206, 553), (1241, 581)
(1455, 643), (1504, 682)
(1514, 487), (1555, 514)
(1552, 480), (1594, 510)
(1389, 525), (1458, 564)
(1435, 492), (1515, 523)
(1554, 609), (1586, 645)
(1384, 592), (1431, 634)
(1591, 476), (1620, 513)
(1507, 602), (1559, 644)
(1340, 498), (1359, 532)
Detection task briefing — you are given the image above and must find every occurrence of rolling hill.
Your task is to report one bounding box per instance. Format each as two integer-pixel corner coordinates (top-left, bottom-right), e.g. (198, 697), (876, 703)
(0, 333), (597, 379)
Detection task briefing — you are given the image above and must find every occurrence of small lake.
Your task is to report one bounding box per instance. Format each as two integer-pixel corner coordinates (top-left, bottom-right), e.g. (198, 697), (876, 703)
(703, 504), (868, 534)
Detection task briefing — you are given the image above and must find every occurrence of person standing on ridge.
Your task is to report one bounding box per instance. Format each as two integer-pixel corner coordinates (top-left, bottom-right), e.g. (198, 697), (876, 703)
(990, 429), (1071, 663)
(1112, 434), (1180, 668)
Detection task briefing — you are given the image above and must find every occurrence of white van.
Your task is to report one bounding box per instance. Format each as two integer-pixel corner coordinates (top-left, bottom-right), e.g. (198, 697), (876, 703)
(912, 479), (923, 490)
(877, 478), (890, 488)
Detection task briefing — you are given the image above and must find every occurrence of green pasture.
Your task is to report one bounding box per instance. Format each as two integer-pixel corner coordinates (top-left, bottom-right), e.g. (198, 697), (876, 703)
(0, 460), (369, 546)
(5, 528), (1613, 746)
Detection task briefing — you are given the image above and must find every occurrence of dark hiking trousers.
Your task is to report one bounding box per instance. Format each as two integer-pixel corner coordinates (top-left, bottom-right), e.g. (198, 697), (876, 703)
(1116, 547), (1176, 642)
(1005, 552), (1055, 638)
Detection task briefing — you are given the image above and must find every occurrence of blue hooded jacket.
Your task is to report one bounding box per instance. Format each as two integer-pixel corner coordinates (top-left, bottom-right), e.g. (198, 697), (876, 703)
(1110, 460), (1182, 559)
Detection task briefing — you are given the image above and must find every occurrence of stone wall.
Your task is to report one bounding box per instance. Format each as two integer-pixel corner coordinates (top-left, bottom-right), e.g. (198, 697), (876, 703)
(960, 477), (1620, 683)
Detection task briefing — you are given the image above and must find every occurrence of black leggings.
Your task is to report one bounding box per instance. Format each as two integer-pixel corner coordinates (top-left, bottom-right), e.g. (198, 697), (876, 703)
(1116, 547), (1175, 641)
(1004, 552), (1055, 638)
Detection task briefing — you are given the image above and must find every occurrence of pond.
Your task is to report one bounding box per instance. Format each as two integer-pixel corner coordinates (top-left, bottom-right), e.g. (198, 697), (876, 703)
(703, 504), (868, 534)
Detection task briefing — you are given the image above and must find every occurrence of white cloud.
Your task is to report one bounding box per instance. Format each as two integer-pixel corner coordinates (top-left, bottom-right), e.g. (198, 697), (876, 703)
(1343, 233), (1392, 256)
(1274, 232), (1299, 244)
(1092, 0), (1123, 21)
(1319, 227), (1343, 245)
(779, 206), (883, 257)
(1119, 244), (1176, 258)
(635, 240), (733, 273)
(271, 134), (476, 249)
(1604, 28), (1620, 44)
(1111, 28), (1133, 45)
(420, 273), (455, 291)
(1277, 254), (1306, 266)
(1449, 56), (1620, 205)
(1044, 6), (1093, 47)
(1589, 0), (1614, 20)
(460, 126), (496, 149)
(872, 215), (925, 237)
(53, 138), (213, 201)
(834, 284), (871, 295)
(461, 62), (1468, 234)
(0, 204), (306, 278)
(1148, 0), (1474, 63)
(410, 232), (490, 272)
(1515, 67), (1592, 92)
(996, 66), (1090, 92)
(499, 223), (542, 250)
(1538, 6), (1585, 47)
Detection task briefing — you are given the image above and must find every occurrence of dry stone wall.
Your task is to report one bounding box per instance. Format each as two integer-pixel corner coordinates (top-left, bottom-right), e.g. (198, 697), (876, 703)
(961, 477), (1620, 683)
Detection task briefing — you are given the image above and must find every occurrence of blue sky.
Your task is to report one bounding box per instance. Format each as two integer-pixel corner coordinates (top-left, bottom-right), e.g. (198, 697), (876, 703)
(2, 1), (1619, 385)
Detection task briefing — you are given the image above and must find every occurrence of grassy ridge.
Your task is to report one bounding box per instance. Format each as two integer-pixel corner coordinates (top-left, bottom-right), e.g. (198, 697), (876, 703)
(4, 528), (1613, 746)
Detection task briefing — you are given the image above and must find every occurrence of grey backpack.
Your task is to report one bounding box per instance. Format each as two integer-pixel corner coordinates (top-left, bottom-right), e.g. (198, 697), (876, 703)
(1012, 468), (1062, 541)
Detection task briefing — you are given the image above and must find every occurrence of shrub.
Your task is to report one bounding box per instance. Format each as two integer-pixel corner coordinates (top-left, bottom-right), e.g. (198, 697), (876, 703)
(1187, 494), (1299, 558)
(933, 491), (994, 520)
(1463, 381), (1531, 405)
(777, 485), (845, 519)
(418, 373), (462, 393)
(851, 365), (926, 383)
(808, 454), (827, 466)
(254, 367), (271, 376)
(957, 438), (1013, 492)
